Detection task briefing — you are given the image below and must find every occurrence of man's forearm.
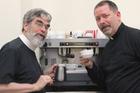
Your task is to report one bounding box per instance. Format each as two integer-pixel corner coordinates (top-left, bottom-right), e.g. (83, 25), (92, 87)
(0, 82), (37, 93)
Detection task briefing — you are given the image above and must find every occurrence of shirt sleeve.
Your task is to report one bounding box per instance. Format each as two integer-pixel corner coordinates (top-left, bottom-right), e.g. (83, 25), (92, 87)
(129, 30), (140, 59)
(86, 63), (106, 89)
(133, 34), (140, 58)
(0, 45), (17, 83)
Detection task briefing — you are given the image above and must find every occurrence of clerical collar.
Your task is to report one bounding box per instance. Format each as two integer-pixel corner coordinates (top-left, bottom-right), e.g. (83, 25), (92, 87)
(19, 34), (36, 51)
(109, 36), (114, 40)
(109, 23), (124, 40)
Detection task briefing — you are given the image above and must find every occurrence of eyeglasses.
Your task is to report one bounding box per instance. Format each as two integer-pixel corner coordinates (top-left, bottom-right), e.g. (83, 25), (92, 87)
(35, 19), (50, 31)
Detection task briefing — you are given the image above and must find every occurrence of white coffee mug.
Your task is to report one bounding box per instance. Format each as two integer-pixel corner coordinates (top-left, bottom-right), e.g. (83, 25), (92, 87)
(80, 49), (93, 58)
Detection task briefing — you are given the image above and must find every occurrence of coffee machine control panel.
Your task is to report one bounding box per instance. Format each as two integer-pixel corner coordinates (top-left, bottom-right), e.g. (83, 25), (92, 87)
(44, 38), (108, 48)
(59, 42), (99, 46)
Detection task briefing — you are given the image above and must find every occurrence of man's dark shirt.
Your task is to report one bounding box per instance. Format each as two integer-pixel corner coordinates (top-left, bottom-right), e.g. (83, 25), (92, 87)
(0, 38), (45, 93)
(87, 23), (140, 93)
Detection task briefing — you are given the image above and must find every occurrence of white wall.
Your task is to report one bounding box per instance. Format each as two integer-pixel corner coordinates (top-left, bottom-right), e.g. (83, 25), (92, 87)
(113, 0), (140, 28)
(21, 0), (32, 19)
(31, 0), (97, 34)
(0, 0), (140, 48)
(31, 0), (140, 33)
(32, 0), (95, 31)
(0, 0), (21, 48)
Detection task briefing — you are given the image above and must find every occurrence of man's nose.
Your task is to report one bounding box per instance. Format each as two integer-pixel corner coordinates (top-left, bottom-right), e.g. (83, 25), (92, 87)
(98, 17), (106, 24)
(40, 26), (47, 33)
(99, 17), (106, 24)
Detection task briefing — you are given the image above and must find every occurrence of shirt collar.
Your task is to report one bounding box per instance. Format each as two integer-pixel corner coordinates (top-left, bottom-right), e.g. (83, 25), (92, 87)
(110, 23), (125, 40)
(19, 34), (36, 51)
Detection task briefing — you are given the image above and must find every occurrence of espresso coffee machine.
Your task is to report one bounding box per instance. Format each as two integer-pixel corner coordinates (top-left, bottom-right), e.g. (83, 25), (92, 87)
(39, 38), (108, 92)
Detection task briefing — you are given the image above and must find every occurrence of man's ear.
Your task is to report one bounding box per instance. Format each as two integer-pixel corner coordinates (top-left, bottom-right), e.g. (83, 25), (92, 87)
(116, 11), (121, 17)
(23, 23), (29, 32)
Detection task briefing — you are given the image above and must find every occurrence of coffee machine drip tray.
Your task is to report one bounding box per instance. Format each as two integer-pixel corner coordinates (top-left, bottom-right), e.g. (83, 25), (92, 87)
(45, 67), (103, 92)
(45, 80), (103, 92)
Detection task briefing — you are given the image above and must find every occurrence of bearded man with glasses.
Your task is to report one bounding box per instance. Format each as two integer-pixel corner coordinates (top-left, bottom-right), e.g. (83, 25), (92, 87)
(0, 8), (58, 93)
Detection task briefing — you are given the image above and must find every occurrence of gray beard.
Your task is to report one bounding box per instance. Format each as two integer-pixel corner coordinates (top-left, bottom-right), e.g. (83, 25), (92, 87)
(26, 31), (44, 48)
(31, 36), (44, 47)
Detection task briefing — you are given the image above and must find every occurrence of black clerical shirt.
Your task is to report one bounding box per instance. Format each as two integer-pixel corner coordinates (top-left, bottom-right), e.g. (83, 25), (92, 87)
(87, 23), (140, 93)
